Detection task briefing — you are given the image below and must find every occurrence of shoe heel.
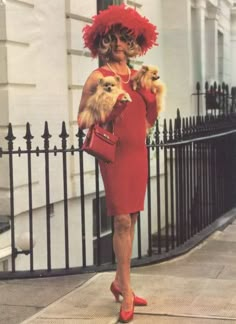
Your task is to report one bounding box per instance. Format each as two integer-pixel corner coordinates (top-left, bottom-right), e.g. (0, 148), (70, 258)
(110, 283), (120, 302)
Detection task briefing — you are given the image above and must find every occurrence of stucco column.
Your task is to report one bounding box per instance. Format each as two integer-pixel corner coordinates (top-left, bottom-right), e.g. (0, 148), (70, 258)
(231, 7), (236, 86)
(205, 6), (219, 82)
(161, 0), (193, 117)
(191, 0), (207, 86)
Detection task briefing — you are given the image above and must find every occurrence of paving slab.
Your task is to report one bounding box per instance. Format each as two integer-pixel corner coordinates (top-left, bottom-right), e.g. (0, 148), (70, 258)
(209, 232), (236, 242)
(134, 314), (236, 323)
(199, 240), (236, 254)
(21, 315), (236, 324)
(217, 265), (236, 280)
(180, 250), (236, 265)
(0, 273), (94, 324)
(133, 262), (224, 279)
(0, 305), (41, 324)
(7, 273), (93, 289)
(219, 225), (236, 235)
(23, 319), (117, 324)
(21, 271), (236, 323)
(133, 275), (236, 319)
(21, 273), (119, 324)
(0, 282), (81, 307)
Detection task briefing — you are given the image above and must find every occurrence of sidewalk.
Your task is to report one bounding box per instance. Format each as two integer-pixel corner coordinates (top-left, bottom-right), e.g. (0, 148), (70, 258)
(2, 216), (236, 323)
(17, 217), (236, 324)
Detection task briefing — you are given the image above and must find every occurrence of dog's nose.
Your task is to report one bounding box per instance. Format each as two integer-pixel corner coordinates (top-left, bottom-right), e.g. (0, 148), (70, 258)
(152, 76), (160, 81)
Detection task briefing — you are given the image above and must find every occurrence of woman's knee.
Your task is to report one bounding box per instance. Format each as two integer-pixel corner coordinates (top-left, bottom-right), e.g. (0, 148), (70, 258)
(114, 214), (131, 234)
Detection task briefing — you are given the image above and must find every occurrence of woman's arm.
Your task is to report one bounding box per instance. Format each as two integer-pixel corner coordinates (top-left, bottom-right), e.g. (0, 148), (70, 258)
(78, 70), (129, 129)
(138, 88), (158, 128)
(78, 70), (103, 113)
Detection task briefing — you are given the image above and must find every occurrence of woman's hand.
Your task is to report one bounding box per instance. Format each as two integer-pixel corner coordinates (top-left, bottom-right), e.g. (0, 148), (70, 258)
(136, 87), (156, 105)
(105, 94), (130, 122)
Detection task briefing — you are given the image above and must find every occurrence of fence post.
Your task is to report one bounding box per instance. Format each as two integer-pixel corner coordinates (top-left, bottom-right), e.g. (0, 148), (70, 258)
(197, 82), (200, 116)
(76, 128), (87, 267)
(59, 122), (70, 269)
(23, 123), (34, 272)
(41, 121), (52, 271)
(5, 124), (16, 271)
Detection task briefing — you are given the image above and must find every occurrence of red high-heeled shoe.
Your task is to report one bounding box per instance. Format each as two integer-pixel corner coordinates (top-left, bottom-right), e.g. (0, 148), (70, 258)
(119, 297), (134, 323)
(110, 282), (147, 306)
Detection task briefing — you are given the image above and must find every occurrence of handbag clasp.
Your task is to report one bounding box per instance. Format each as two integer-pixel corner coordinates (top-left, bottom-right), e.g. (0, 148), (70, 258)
(103, 133), (110, 139)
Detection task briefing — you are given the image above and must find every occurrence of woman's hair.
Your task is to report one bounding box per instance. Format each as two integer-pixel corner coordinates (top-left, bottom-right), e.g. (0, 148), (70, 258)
(95, 24), (142, 60)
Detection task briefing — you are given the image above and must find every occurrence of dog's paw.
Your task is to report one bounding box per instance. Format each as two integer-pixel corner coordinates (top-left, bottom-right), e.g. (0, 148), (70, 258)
(118, 93), (132, 103)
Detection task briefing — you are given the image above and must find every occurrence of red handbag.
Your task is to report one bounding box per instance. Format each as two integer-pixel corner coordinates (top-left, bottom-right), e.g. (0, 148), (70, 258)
(82, 124), (119, 163)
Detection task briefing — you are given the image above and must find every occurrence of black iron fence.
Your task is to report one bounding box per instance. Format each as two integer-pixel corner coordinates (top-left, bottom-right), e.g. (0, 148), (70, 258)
(194, 81), (236, 116)
(0, 86), (236, 279)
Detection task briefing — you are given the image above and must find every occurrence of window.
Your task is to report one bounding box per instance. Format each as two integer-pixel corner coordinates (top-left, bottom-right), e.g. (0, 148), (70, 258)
(218, 31), (224, 84)
(97, 0), (123, 12)
(2, 259), (8, 271)
(93, 196), (113, 265)
(0, 216), (10, 234)
(93, 196), (111, 237)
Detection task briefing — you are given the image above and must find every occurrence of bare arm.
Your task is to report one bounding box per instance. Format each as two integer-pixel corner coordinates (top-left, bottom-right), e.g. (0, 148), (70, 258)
(78, 69), (130, 128)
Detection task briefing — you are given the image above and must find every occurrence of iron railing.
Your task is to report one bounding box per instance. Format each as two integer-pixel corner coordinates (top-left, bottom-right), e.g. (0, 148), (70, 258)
(0, 86), (236, 278)
(193, 81), (236, 116)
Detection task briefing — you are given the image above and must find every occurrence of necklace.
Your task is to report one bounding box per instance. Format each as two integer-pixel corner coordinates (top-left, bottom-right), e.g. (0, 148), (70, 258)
(106, 63), (131, 84)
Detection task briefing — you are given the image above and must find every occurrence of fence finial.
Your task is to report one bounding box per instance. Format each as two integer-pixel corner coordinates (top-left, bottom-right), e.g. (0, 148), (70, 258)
(23, 122), (34, 141)
(59, 121), (69, 140)
(5, 123), (16, 143)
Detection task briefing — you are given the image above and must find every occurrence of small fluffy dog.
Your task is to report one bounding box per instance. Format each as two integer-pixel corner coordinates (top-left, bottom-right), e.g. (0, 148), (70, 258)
(78, 76), (131, 128)
(131, 65), (166, 113)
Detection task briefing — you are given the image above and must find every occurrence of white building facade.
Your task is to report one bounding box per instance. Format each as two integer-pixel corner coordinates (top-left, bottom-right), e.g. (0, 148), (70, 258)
(0, 0), (235, 273)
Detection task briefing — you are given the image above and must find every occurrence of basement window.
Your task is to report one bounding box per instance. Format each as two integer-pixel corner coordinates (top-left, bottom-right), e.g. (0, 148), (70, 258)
(0, 216), (10, 234)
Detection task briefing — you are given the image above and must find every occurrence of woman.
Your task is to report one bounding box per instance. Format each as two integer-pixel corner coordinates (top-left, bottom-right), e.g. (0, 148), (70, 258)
(78, 4), (158, 323)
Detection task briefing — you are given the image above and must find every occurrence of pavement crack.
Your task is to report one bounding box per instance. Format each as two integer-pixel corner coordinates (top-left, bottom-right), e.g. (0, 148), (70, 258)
(135, 312), (236, 321)
(215, 265), (225, 278)
(1, 303), (42, 309)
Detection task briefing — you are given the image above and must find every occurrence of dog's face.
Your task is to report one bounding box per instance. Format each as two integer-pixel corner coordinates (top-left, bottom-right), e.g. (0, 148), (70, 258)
(98, 76), (121, 93)
(141, 65), (160, 81)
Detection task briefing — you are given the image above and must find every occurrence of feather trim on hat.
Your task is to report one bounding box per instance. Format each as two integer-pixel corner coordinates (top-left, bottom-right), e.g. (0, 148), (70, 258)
(83, 4), (158, 57)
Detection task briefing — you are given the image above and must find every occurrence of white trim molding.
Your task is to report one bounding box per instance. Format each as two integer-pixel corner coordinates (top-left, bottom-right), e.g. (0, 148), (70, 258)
(191, 0), (207, 9)
(0, 246), (11, 260)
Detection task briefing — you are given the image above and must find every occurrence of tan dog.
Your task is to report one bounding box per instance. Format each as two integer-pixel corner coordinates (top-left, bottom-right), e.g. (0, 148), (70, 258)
(132, 65), (166, 114)
(78, 76), (132, 128)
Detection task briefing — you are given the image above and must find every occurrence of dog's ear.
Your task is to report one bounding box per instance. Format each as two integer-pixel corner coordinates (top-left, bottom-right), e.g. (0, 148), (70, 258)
(115, 76), (121, 83)
(98, 78), (104, 85)
(141, 65), (149, 73)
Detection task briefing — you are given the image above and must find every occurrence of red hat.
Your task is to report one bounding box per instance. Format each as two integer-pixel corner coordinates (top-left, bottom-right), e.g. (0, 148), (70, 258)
(83, 4), (158, 57)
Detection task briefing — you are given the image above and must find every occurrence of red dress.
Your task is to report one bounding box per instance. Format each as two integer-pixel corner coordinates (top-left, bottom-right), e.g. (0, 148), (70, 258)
(97, 67), (157, 216)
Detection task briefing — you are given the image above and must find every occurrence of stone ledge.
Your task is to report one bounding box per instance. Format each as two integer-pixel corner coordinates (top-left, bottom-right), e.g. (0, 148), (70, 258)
(7, 0), (34, 8)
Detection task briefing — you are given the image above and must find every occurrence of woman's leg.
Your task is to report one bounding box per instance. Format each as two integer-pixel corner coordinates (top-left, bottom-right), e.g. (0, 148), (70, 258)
(113, 214), (134, 310)
(130, 213), (138, 250)
(113, 213), (138, 291)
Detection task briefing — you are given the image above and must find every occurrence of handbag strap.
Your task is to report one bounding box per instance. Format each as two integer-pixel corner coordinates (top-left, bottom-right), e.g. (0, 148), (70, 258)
(99, 120), (114, 134)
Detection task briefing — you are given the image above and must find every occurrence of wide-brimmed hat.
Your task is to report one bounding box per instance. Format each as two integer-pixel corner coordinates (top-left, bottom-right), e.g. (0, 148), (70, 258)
(83, 4), (158, 57)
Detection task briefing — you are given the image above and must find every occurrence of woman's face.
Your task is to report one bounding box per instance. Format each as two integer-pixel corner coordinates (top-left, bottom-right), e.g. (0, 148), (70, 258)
(109, 32), (132, 61)
(98, 27), (139, 61)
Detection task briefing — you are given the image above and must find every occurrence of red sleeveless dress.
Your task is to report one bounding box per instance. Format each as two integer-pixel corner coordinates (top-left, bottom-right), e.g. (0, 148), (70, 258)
(97, 67), (157, 216)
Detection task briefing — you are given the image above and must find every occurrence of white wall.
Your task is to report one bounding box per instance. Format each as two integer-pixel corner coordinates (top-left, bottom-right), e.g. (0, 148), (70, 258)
(161, 0), (194, 118)
(231, 8), (236, 85)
